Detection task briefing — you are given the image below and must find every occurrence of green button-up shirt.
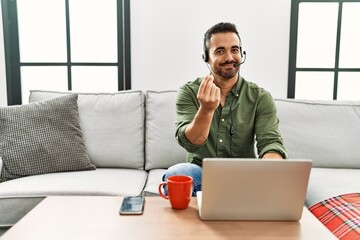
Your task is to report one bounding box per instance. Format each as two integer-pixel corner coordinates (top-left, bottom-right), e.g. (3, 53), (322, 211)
(175, 76), (287, 166)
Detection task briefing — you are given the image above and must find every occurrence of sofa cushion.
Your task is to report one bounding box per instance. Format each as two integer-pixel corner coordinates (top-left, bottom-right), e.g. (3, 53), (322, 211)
(145, 91), (187, 170)
(0, 168), (148, 226)
(305, 168), (360, 207)
(29, 90), (145, 169)
(0, 94), (95, 183)
(143, 169), (166, 196)
(275, 99), (360, 168)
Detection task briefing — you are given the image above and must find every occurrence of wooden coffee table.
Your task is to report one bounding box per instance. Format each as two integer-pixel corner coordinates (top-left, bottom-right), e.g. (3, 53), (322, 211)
(0, 196), (336, 240)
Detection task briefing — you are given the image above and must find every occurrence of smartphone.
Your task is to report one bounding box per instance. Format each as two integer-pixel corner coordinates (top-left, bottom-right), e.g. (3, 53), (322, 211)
(119, 196), (145, 215)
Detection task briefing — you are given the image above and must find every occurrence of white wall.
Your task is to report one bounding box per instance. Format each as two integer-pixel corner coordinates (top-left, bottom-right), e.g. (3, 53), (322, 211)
(131, 0), (291, 98)
(0, 3), (7, 106)
(0, 0), (291, 103)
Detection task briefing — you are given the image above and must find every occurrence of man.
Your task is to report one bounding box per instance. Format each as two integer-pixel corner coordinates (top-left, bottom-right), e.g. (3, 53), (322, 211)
(163, 22), (287, 195)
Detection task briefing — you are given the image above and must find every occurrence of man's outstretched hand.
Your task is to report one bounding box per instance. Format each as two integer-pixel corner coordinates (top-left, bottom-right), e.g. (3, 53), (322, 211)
(197, 75), (221, 113)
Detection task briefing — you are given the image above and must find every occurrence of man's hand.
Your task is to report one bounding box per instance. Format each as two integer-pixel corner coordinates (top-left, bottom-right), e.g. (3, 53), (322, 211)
(197, 75), (221, 112)
(183, 76), (221, 145)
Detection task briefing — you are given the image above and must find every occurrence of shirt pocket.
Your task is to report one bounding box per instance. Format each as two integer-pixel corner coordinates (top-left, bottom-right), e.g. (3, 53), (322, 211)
(230, 124), (256, 157)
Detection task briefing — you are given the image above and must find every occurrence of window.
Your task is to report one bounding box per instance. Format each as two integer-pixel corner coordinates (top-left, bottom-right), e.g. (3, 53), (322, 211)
(288, 0), (360, 100)
(1, 0), (131, 105)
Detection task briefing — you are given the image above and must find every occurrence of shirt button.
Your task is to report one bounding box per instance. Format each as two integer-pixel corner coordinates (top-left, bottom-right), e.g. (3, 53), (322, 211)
(219, 139), (223, 143)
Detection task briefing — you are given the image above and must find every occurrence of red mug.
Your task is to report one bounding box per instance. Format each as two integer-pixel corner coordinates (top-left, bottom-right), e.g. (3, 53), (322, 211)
(158, 175), (193, 210)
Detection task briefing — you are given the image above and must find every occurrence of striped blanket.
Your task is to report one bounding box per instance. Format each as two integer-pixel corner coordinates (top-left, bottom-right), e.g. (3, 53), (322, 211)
(309, 193), (360, 240)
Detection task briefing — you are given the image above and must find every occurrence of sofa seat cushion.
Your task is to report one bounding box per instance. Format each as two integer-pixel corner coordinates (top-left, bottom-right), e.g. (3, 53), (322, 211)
(0, 168), (148, 226)
(143, 169), (166, 196)
(306, 168), (360, 207)
(309, 193), (360, 240)
(29, 90), (145, 169)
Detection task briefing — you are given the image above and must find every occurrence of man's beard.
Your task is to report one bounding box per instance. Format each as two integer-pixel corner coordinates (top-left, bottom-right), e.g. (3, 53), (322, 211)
(213, 62), (238, 79)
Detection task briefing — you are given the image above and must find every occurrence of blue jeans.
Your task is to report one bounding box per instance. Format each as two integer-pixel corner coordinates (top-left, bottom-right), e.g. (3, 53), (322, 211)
(162, 163), (202, 196)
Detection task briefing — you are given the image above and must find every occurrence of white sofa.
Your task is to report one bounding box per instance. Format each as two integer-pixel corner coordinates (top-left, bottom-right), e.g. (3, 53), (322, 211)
(0, 90), (359, 229)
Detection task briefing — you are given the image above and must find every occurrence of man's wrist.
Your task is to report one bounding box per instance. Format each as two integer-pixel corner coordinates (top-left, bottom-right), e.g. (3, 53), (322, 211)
(262, 151), (284, 159)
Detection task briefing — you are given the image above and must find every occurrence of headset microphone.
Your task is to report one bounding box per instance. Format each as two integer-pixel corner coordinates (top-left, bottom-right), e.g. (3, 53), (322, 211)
(233, 51), (247, 67)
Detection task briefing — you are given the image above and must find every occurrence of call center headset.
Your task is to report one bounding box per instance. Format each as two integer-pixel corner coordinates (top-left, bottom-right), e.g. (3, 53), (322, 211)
(202, 33), (246, 66)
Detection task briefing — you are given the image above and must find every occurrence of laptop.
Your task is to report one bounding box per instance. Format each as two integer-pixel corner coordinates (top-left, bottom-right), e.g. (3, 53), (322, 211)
(197, 158), (312, 221)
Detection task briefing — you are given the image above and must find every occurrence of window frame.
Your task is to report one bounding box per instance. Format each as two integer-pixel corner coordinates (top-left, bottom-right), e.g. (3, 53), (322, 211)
(1, 0), (131, 105)
(288, 0), (360, 100)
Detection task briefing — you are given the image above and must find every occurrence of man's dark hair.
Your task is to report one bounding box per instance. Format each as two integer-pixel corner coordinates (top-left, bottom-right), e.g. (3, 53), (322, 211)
(203, 22), (241, 51)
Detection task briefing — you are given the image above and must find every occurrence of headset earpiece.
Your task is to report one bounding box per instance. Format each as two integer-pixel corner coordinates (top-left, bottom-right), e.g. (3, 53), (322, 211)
(202, 50), (209, 62)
